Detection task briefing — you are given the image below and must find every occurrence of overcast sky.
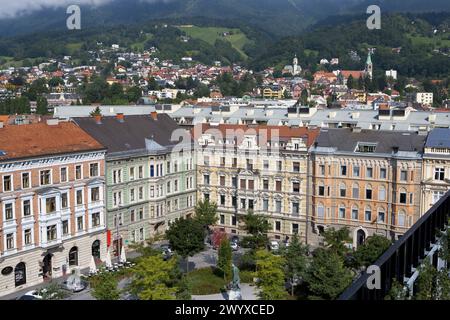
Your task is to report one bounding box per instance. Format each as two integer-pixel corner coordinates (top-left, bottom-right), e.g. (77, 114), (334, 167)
(0, 0), (172, 18)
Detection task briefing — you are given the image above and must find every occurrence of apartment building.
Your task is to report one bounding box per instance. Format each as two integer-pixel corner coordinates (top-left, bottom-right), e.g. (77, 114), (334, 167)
(73, 113), (196, 256)
(0, 120), (107, 296)
(309, 128), (426, 248)
(415, 92), (434, 105)
(421, 128), (450, 214)
(195, 124), (319, 242)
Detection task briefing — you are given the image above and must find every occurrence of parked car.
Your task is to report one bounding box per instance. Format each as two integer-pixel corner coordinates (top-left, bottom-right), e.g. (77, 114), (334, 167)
(230, 236), (240, 244)
(60, 279), (88, 293)
(17, 290), (43, 300)
(160, 244), (174, 260)
(269, 240), (280, 251)
(230, 241), (239, 251)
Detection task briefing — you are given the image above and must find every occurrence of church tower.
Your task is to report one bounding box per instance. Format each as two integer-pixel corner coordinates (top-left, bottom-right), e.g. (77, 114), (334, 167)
(365, 51), (373, 80)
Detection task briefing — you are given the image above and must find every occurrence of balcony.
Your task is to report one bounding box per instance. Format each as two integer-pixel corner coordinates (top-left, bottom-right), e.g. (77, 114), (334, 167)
(39, 211), (61, 223)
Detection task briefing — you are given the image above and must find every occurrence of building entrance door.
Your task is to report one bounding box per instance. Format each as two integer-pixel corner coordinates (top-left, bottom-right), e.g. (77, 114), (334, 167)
(43, 254), (53, 279)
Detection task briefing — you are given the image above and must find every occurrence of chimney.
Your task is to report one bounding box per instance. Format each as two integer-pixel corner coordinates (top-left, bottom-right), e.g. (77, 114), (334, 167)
(94, 114), (102, 124)
(151, 111), (158, 121)
(116, 113), (124, 123)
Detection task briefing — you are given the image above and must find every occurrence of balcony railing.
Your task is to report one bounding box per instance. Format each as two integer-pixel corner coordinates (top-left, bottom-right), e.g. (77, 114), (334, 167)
(339, 190), (450, 300)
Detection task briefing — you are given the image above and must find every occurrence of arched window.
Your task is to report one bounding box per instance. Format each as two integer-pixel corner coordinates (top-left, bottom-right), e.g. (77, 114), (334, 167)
(92, 240), (100, 259)
(365, 184), (372, 200)
(14, 262), (26, 287)
(318, 181), (325, 196)
(379, 186), (386, 201)
(69, 246), (78, 266)
(398, 210), (406, 227)
(352, 183), (359, 198)
(338, 204), (346, 219)
(399, 188), (407, 204)
(339, 183), (346, 197)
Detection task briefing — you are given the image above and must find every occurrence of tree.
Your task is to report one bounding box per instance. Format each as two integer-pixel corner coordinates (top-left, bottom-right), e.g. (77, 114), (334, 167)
(322, 227), (351, 257)
(347, 75), (354, 89)
(194, 199), (218, 229)
(89, 106), (102, 117)
(353, 235), (391, 268)
(241, 211), (270, 249)
(166, 218), (205, 272)
(283, 234), (309, 295)
(217, 239), (233, 282)
(305, 248), (353, 300)
(129, 255), (178, 300)
(36, 97), (49, 115)
(415, 259), (438, 300)
(384, 278), (408, 300)
(48, 77), (64, 88)
(90, 273), (120, 300)
(299, 89), (309, 105)
(255, 250), (287, 300)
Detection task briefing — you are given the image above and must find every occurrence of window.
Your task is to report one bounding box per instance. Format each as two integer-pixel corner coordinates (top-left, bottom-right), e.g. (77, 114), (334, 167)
(22, 173), (30, 189)
(340, 165), (347, 176)
(276, 180), (282, 192)
(138, 166), (144, 179)
(113, 169), (122, 183)
(339, 206), (346, 219)
(317, 204), (324, 218)
(61, 193), (68, 209)
(352, 184), (359, 198)
(221, 157), (226, 166)
(5, 203), (13, 220)
(292, 202), (299, 215)
(232, 176), (237, 188)
(246, 159), (253, 171)
(167, 181), (171, 194)
(62, 220), (69, 235)
(248, 180), (254, 190)
(23, 200), (31, 216)
(113, 191), (122, 207)
(277, 161), (282, 171)
(432, 191), (445, 204)
(248, 199), (254, 210)
(292, 182), (300, 193)
(139, 228), (144, 241)
(293, 162), (300, 172)
(203, 156), (210, 166)
(263, 199), (269, 211)
(75, 165), (82, 180)
(240, 198), (246, 209)
(365, 208), (372, 221)
(232, 158), (237, 168)
(69, 247), (78, 266)
(263, 160), (269, 170)
(275, 221), (281, 231)
(240, 179), (246, 189)
(139, 187), (144, 200)
(379, 186), (386, 201)
(366, 167), (373, 178)
(398, 212), (406, 227)
(220, 195), (226, 206)
(220, 214), (225, 225)
(232, 216), (237, 226)
(91, 187), (100, 202)
(275, 200), (282, 213)
(220, 176), (225, 186)
(90, 163), (99, 177)
(77, 216), (83, 231)
(150, 165), (155, 177)
(380, 168), (387, 179)
(352, 207), (359, 220)
(3, 175), (12, 191)
(76, 190), (83, 205)
(174, 180), (178, 192)
(6, 233), (14, 250)
(40, 170), (51, 185)
(24, 229), (32, 245)
(356, 143), (377, 153)
(204, 174), (210, 185)
(378, 209), (385, 223)
(292, 224), (299, 234)
(319, 165), (325, 176)
(60, 167), (67, 183)
(92, 212), (100, 227)
(339, 184), (346, 197)
(263, 179), (269, 190)
(435, 167), (445, 181)
(400, 170), (407, 181)
(130, 188), (135, 202)
(129, 167), (135, 181)
(353, 166), (360, 177)
(47, 225), (57, 241)
(139, 208), (144, 220)
(46, 197), (56, 213)
(366, 185), (372, 200)
(318, 183), (325, 196)
(399, 189), (407, 204)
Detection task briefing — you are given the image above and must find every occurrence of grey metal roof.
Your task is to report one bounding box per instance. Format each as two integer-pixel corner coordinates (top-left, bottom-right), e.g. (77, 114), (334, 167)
(425, 128), (450, 148)
(313, 129), (426, 155)
(72, 114), (183, 154)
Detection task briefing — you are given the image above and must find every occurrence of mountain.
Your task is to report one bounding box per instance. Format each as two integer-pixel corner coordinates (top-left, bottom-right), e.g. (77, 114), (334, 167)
(1, 0), (449, 38)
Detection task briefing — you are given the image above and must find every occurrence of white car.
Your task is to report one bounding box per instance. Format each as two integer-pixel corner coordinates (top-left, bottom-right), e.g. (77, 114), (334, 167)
(269, 240), (280, 251)
(230, 242), (239, 251)
(18, 290), (43, 300)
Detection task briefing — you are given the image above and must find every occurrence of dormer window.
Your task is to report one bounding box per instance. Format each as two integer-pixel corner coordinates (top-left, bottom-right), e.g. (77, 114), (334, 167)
(355, 143), (377, 153)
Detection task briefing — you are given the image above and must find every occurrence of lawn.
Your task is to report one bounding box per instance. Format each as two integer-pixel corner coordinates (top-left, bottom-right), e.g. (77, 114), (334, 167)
(407, 34), (450, 48)
(186, 267), (227, 295)
(177, 25), (252, 58)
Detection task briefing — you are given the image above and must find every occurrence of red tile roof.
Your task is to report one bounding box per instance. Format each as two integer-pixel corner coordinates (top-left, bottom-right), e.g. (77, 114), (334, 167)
(0, 122), (105, 161)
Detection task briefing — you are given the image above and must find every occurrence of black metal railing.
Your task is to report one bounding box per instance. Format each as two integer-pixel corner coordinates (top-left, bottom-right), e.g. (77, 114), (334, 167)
(339, 191), (450, 300)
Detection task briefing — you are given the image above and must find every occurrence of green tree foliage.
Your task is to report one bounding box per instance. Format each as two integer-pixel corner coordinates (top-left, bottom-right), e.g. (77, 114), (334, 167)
(194, 199), (218, 229)
(416, 259), (438, 300)
(90, 272), (120, 300)
(130, 255), (178, 300)
(240, 210), (270, 249)
(255, 250), (287, 300)
(282, 234), (309, 295)
(217, 239), (233, 282)
(89, 106), (102, 116)
(48, 77), (64, 88)
(322, 227), (351, 257)
(214, 72), (256, 97)
(36, 97), (49, 115)
(305, 248), (353, 300)
(353, 235), (391, 268)
(166, 218), (205, 272)
(0, 97), (30, 114)
(384, 278), (408, 300)
(347, 75), (354, 89)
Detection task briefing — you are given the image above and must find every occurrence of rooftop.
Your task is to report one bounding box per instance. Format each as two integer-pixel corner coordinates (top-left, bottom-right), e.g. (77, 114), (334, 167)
(425, 128), (450, 149)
